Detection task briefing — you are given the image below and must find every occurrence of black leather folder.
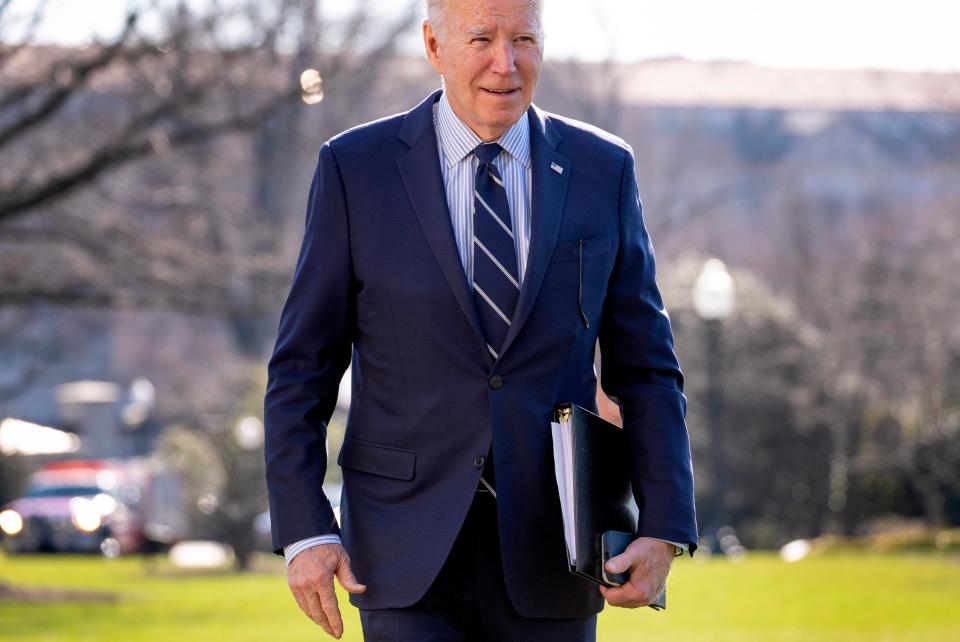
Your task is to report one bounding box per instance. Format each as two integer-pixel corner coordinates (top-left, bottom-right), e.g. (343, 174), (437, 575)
(551, 402), (667, 610)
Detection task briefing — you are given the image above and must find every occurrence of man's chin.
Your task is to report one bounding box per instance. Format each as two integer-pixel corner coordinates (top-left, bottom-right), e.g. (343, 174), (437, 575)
(480, 116), (521, 137)
(478, 105), (529, 130)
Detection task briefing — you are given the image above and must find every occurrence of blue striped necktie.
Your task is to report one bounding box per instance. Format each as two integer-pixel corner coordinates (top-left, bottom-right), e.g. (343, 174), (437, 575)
(472, 142), (520, 360)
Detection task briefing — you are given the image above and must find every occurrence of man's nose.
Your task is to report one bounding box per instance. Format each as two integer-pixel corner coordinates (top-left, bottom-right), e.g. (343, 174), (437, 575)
(489, 40), (517, 74)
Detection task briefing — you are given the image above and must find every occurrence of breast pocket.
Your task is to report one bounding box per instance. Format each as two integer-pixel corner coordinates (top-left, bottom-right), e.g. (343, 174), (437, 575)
(549, 235), (611, 264)
(546, 235), (613, 329)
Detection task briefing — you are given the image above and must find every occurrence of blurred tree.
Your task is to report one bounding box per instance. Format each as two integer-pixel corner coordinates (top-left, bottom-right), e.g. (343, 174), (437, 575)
(155, 423), (225, 535)
(0, 0), (419, 401)
(156, 420), (265, 571)
(155, 364), (351, 571)
(0, 450), (29, 506)
(0, 0), (416, 226)
(1, 3), (288, 224)
(816, 200), (960, 531)
(908, 333), (960, 527)
(155, 366), (267, 571)
(0, 450), (30, 587)
(661, 256), (834, 548)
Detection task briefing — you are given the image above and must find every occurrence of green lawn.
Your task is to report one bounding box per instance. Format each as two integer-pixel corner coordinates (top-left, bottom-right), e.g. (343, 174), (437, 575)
(1, 551), (959, 641)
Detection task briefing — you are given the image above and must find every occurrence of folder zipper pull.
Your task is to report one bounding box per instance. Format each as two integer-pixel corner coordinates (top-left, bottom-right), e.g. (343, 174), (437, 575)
(578, 239), (590, 328)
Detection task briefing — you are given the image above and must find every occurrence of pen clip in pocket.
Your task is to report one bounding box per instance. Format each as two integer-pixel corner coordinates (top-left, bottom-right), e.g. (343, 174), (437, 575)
(578, 239), (590, 329)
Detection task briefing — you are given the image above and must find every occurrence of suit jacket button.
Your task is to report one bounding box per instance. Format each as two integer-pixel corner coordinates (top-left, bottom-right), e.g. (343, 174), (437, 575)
(489, 374), (503, 389)
(474, 455), (485, 469)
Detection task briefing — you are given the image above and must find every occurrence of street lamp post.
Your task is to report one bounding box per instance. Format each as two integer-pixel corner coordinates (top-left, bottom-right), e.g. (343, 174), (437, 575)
(693, 259), (736, 533)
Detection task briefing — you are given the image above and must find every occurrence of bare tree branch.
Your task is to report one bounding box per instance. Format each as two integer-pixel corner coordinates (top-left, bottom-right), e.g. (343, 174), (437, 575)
(0, 0), (420, 324)
(0, 15), (137, 144)
(0, 80), (299, 222)
(0, 0), (47, 71)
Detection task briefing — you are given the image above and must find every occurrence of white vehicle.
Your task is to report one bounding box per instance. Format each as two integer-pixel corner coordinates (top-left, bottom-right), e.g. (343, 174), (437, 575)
(0, 458), (183, 557)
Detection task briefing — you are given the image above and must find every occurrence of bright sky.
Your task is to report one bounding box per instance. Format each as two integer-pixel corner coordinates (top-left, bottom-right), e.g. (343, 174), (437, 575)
(4, 0), (958, 72)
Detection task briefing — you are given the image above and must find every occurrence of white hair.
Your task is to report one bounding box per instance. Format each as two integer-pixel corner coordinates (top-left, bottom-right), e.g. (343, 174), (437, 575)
(426, 0), (543, 42)
(426, 0), (448, 40)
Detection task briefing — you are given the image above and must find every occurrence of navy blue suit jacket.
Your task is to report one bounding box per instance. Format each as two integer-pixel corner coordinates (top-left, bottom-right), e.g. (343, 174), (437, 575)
(264, 90), (697, 618)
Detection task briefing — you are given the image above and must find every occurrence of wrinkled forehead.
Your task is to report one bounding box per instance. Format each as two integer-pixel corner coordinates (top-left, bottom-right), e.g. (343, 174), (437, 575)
(447, 0), (542, 33)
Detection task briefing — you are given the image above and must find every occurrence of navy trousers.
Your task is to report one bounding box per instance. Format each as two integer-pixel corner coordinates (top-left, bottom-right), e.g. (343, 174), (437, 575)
(359, 491), (598, 641)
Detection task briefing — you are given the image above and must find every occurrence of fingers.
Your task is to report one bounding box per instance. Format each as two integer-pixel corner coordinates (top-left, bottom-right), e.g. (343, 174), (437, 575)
(291, 589), (311, 622)
(599, 578), (664, 608)
(307, 589), (336, 637)
(287, 543), (354, 638)
(335, 552), (368, 594)
(604, 552), (630, 576)
(291, 581), (334, 636)
(317, 580), (344, 638)
(600, 537), (674, 609)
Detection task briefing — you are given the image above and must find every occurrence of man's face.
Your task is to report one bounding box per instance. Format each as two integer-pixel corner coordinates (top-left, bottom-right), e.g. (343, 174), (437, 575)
(423, 0), (543, 141)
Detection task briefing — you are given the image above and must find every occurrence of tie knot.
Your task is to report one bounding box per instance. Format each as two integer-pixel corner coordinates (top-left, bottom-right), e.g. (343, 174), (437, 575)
(475, 142), (503, 166)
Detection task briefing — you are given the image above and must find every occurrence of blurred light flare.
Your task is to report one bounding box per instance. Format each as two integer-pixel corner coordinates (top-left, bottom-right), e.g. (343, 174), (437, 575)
(101, 537), (122, 558)
(0, 417), (81, 455)
(197, 493), (219, 514)
(96, 469), (119, 490)
(169, 540), (234, 568)
(130, 377), (156, 406)
(780, 538), (813, 562)
(234, 415), (264, 450)
(300, 68), (324, 105)
(92, 492), (118, 516)
(0, 509), (24, 535)
(69, 497), (102, 532)
(122, 403), (149, 426)
(693, 258), (736, 321)
(935, 530), (955, 550)
(55, 381), (121, 405)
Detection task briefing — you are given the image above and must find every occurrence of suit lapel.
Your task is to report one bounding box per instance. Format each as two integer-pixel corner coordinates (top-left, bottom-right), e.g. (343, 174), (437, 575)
(395, 94), (570, 367)
(497, 105), (571, 360)
(396, 91), (492, 365)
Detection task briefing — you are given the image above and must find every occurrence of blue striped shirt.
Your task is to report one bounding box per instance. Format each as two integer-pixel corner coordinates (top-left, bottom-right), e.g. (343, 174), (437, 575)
(433, 90), (533, 288)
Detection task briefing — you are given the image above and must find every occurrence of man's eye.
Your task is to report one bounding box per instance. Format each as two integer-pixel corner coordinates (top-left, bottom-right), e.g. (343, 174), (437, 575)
(471, 37), (491, 43)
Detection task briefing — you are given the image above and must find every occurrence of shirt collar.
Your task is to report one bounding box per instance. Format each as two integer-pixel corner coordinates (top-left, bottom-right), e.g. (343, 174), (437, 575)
(435, 90), (531, 170)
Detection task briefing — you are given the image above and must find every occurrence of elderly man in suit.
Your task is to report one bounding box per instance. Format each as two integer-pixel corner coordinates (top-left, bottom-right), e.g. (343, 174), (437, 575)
(264, 0), (698, 639)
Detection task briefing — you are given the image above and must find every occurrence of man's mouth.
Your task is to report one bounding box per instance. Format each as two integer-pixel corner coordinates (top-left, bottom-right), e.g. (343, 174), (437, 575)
(482, 88), (519, 96)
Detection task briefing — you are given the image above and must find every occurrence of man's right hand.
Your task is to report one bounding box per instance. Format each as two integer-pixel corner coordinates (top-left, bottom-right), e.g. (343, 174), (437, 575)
(287, 542), (366, 639)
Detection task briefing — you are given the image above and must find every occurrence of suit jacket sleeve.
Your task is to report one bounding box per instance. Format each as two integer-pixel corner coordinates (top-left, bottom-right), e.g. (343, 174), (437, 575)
(264, 142), (354, 555)
(598, 145), (698, 552)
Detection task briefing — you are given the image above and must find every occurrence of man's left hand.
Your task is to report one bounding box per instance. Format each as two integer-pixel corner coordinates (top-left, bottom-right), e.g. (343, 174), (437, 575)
(598, 537), (675, 608)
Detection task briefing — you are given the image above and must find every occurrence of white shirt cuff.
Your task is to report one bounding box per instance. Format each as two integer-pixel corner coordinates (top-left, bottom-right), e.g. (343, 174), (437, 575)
(283, 534), (342, 566)
(650, 538), (688, 557)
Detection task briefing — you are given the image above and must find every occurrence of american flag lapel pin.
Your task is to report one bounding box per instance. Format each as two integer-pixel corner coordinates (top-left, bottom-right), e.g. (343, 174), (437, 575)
(550, 162), (563, 175)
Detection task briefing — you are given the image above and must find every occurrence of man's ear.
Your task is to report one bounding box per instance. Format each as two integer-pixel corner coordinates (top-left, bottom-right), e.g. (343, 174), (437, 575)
(422, 20), (444, 75)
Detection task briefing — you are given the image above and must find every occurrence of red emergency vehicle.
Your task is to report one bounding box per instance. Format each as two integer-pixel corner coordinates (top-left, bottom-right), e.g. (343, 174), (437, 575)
(0, 458), (181, 556)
